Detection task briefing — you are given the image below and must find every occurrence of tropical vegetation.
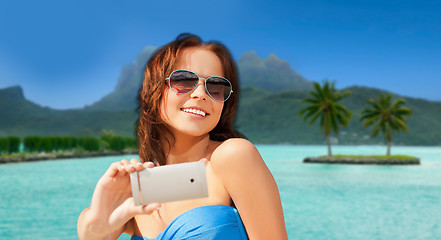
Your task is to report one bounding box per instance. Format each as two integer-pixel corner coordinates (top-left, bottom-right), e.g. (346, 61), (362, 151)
(299, 80), (352, 156)
(0, 135), (137, 156)
(360, 93), (412, 155)
(0, 136), (20, 155)
(2, 84), (439, 146)
(333, 154), (417, 160)
(1, 45), (440, 147)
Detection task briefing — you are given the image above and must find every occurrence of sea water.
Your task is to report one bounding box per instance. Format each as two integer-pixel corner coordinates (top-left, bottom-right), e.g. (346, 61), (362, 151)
(0, 145), (440, 240)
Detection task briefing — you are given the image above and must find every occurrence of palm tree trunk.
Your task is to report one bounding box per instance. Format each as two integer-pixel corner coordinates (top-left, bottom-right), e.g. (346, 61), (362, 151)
(326, 135), (332, 156)
(387, 140), (391, 156)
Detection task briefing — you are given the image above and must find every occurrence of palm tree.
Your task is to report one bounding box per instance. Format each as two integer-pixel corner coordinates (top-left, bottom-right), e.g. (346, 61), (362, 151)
(360, 93), (411, 156)
(299, 80), (352, 156)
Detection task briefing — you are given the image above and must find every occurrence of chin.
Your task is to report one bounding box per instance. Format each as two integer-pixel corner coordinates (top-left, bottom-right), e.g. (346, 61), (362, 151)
(178, 127), (214, 138)
(177, 123), (215, 136)
(186, 130), (211, 138)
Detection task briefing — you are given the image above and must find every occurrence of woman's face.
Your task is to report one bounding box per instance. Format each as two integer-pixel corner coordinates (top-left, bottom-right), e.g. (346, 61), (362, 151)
(160, 47), (225, 138)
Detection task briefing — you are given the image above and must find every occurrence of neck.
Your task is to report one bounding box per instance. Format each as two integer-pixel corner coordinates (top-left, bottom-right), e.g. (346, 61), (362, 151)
(164, 133), (211, 165)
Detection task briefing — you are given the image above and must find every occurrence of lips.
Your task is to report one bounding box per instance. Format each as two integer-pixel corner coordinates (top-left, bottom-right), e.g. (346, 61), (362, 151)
(180, 107), (209, 117)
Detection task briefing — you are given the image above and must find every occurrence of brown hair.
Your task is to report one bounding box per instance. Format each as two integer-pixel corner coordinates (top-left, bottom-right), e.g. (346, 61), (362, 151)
(137, 33), (245, 165)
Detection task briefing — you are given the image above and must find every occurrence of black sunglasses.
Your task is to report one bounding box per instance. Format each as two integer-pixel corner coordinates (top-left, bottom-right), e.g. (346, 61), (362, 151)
(165, 70), (233, 102)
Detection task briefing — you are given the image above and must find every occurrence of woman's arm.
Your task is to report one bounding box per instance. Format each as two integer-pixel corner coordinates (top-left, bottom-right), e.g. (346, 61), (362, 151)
(211, 139), (288, 240)
(77, 159), (161, 240)
(77, 207), (126, 240)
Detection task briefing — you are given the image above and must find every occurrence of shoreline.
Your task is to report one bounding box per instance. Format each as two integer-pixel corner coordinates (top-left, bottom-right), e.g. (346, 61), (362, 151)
(0, 149), (139, 164)
(303, 156), (420, 165)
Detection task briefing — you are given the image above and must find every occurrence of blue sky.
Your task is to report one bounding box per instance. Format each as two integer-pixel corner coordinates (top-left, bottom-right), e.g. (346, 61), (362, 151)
(0, 0), (440, 109)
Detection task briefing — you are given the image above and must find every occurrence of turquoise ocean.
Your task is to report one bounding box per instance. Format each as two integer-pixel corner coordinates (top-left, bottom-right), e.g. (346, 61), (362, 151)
(1, 145), (440, 239)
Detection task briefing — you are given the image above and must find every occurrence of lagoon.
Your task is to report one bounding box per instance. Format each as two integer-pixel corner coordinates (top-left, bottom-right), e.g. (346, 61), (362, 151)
(1, 145), (440, 239)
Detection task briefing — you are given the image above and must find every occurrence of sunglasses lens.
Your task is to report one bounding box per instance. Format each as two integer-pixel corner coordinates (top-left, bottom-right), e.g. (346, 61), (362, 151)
(168, 70), (232, 102)
(206, 77), (232, 102)
(169, 70), (199, 94)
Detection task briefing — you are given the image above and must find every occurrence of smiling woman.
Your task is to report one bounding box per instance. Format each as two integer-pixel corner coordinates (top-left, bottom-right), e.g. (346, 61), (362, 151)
(77, 33), (288, 240)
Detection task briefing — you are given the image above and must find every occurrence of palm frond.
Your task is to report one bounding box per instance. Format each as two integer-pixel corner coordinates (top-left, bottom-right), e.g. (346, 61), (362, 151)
(300, 79), (352, 142)
(372, 123), (381, 137)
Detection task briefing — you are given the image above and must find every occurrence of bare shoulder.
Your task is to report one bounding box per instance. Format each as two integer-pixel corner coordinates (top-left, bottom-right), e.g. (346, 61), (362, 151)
(211, 138), (262, 163)
(210, 138), (267, 176)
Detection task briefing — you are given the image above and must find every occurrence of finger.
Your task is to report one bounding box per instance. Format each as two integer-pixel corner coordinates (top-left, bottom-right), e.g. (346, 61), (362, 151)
(106, 162), (123, 177)
(143, 161), (155, 168)
(134, 203), (162, 215)
(199, 158), (209, 167)
(116, 160), (130, 177)
(120, 196), (161, 216)
(129, 158), (140, 164)
(130, 159), (144, 171)
(120, 159), (136, 174)
(121, 159), (131, 168)
(142, 203), (162, 214)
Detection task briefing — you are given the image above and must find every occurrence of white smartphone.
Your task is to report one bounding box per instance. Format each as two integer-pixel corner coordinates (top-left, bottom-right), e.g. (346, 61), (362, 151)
(130, 161), (208, 206)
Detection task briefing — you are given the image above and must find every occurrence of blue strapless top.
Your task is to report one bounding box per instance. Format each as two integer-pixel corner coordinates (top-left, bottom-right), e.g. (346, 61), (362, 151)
(131, 205), (248, 240)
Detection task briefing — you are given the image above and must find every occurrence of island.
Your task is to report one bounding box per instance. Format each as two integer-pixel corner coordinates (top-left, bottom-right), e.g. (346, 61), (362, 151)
(303, 155), (420, 165)
(0, 149), (139, 164)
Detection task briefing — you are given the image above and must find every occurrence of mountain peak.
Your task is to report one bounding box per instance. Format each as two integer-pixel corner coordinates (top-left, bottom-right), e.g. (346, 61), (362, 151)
(239, 50), (260, 61)
(265, 53), (290, 71)
(0, 85), (25, 101)
(267, 53), (280, 60)
(237, 51), (312, 92)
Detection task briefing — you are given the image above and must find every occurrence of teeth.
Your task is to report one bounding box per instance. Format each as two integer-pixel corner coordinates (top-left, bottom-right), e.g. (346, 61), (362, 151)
(182, 108), (206, 117)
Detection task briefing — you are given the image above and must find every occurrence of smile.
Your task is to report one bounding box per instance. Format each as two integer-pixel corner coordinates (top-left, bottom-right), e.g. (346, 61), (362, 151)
(180, 108), (209, 117)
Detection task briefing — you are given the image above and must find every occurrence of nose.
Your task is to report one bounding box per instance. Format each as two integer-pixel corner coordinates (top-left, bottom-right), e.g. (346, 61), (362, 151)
(189, 79), (208, 100)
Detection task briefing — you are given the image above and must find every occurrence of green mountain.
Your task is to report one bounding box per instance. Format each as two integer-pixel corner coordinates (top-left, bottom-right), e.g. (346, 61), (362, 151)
(1, 47), (440, 146)
(237, 51), (312, 92)
(84, 46), (157, 112)
(236, 86), (441, 145)
(0, 86), (138, 138)
(2, 84), (441, 145)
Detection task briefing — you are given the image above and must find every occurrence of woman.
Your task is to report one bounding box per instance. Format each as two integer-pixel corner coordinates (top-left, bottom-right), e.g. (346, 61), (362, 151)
(77, 34), (288, 240)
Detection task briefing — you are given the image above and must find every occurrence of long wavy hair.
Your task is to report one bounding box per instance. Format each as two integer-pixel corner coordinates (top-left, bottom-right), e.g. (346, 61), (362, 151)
(137, 33), (245, 165)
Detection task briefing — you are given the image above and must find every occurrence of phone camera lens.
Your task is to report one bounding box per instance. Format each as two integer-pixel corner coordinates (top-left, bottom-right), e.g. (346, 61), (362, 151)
(190, 178), (195, 183)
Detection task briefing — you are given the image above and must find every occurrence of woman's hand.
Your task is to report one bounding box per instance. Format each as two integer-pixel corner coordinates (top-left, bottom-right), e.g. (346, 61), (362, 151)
(78, 159), (161, 240)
